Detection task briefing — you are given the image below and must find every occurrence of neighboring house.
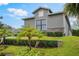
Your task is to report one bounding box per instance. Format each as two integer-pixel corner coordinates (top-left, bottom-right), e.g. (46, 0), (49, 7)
(23, 7), (72, 36)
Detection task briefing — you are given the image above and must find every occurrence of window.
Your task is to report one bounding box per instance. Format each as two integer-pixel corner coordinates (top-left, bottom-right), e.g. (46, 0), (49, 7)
(38, 10), (44, 17)
(36, 20), (41, 30)
(36, 20), (41, 25)
(42, 19), (46, 24)
(36, 19), (46, 31)
(42, 24), (46, 30)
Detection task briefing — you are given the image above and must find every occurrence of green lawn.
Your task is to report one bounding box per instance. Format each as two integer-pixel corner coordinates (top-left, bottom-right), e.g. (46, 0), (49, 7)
(0, 36), (79, 56)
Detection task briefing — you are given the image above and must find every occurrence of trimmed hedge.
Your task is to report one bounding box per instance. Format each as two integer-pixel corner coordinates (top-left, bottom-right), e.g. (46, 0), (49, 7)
(3, 39), (62, 48)
(46, 32), (63, 37)
(72, 29), (79, 36)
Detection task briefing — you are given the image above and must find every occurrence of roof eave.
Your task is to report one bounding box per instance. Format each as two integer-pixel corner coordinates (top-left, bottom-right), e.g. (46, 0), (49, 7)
(32, 7), (52, 14)
(22, 17), (35, 21)
(48, 12), (64, 16)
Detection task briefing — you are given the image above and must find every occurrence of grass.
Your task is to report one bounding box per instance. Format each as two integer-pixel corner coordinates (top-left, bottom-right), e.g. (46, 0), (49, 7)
(1, 36), (79, 56)
(0, 46), (42, 56)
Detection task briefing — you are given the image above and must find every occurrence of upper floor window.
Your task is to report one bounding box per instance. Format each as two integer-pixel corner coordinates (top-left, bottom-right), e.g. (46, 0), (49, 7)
(38, 10), (44, 17)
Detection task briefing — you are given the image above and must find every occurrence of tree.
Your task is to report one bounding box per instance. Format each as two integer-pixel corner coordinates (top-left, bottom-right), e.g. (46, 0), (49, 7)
(64, 3), (79, 25)
(0, 16), (3, 28)
(64, 3), (79, 17)
(0, 29), (4, 44)
(0, 27), (13, 44)
(0, 16), (13, 44)
(35, 31), (43, 48)
(17, 27), (44, 50)
(0, 22), (4, 28)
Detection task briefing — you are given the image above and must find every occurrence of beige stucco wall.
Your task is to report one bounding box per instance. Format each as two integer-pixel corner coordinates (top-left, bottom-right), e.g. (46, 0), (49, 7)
(24, 11), (71, 36)
(47, 14), (64, 28)
(47, 27), (64, 32)
(34, 9), (50, 18)
(24, 14), (65, 33)
(24, 19), (35, 28)
(47, 14), (72, 36)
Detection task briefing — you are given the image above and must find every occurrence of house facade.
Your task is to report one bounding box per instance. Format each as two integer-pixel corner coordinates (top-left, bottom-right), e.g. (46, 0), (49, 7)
(23, 7), (72, 36)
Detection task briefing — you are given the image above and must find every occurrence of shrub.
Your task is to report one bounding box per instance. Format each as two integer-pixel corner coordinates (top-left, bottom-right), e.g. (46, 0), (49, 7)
(4, 39), (63, 48)
(46, 32), (63, 37)
(0, 45), (8, 51)
(72, 29), (79, 36)
(0, 51), (14, 56)
(55, 32), (63, 37)
(17, 27), (44, 50)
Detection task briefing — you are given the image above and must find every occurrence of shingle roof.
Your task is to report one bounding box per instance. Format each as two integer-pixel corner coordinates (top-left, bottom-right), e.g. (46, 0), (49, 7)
(23, 12), (64, 20)
(32, 7), (52, 14)
(48, 12), (64, 16)
(22, 17), (35, 20)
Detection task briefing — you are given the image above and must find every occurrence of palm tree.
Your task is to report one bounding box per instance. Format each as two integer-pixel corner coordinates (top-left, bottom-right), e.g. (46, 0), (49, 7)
(0, 16), (3, 44)
(64, 3), (79, 17)
(17, 27), (43, 50)
(35, 31), (43, 48)
(64, 3), (79, 25)
(0, 27), (13, 44)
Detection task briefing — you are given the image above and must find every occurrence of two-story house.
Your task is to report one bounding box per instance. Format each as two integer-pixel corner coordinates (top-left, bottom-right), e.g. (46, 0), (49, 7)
(23, 7), (72, 36)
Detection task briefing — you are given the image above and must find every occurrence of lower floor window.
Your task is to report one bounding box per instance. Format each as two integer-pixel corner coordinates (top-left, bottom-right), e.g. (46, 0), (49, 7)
(36, 20), (47, 31)
(42, 24), (46, 30)
(36, 24), (46, 30)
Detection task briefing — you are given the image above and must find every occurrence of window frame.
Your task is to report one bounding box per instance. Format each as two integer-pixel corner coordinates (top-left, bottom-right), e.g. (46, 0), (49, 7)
(36, 19), (47, 31)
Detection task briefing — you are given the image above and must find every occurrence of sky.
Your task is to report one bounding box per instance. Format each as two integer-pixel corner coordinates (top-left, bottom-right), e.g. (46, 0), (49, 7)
(0, 3), (76, 29)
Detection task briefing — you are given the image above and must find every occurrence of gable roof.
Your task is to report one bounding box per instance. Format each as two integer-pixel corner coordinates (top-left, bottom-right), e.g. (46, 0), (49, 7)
(48, 12), (64, 16)
(22, 17), (35, 21)
(32, 7), (52, 14)
(23, 12), (64, 20)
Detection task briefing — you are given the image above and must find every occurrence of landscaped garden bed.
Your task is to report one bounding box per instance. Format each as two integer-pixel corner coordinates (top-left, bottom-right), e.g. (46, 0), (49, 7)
(0, 36), (79, 56)
(4, 38), (63, 48)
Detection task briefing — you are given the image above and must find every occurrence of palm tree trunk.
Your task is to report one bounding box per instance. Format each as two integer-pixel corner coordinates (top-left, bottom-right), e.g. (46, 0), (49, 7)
(28, 37), (31, 50)
(0, 37), (4, 44)
(77, 16), (79, 26)
(35, 41), (39, 48)
(3, 36), (6, 44)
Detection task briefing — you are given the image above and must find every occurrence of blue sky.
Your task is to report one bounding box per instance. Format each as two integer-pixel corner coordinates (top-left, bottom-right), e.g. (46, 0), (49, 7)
(0, 3), (65, 28)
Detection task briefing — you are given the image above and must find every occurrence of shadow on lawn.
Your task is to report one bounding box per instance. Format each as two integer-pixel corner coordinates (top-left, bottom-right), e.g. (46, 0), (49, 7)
(3, 39), (63, 48)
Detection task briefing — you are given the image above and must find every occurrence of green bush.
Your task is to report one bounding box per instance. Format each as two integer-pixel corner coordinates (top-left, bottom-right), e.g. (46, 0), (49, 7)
(0, 45), (8, 51)
(37, 41), (58, 48)
(72, 29), (79, 36)
(46, 32), (63, 37)
(0, 51), (14, 56)
(5, 39), (28, 45)
(4, 39), (62, 48)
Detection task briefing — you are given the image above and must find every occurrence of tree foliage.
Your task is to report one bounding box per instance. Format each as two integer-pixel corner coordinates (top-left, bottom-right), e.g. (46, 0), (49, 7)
(0, 27), (13, 44)
(0, 16), (13, 44)
(17, 27), (44, 50)
(64, 3), (79, 18)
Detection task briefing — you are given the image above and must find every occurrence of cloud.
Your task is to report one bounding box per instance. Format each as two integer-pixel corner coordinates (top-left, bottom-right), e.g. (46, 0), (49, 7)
(7, 14), (15, 17)
(7, 8), (28, 17)
(0, 3), (8, 6)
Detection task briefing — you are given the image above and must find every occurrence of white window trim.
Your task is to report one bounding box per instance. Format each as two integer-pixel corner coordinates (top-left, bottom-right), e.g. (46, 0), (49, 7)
(35, 19), (47, 31)
(38, 10), (44, 17)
